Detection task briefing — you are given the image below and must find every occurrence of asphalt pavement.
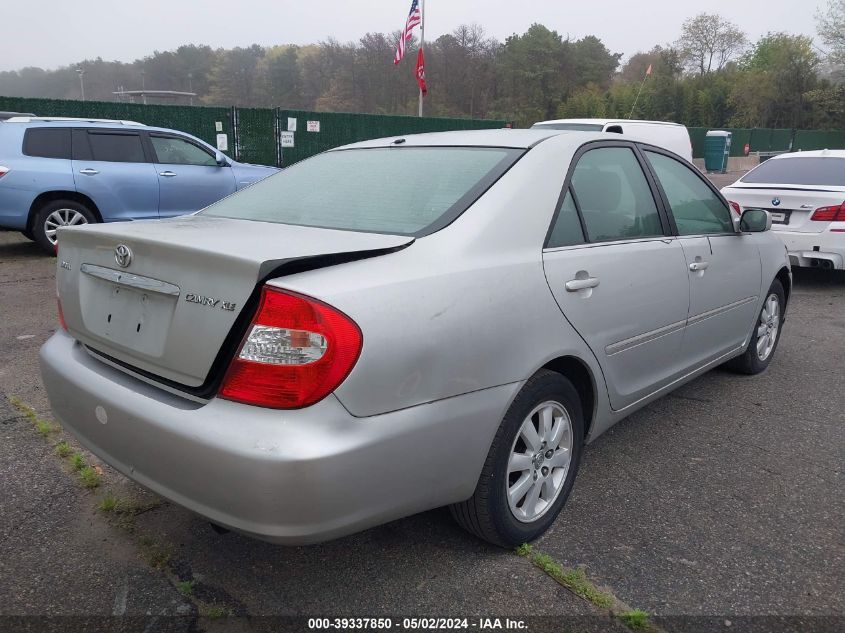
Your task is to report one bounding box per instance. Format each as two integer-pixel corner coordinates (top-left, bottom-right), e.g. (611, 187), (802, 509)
(0, 180), (842, 631)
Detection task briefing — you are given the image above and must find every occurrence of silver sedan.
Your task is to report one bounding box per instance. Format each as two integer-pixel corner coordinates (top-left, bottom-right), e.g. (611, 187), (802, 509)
(40, 129), (791, 546)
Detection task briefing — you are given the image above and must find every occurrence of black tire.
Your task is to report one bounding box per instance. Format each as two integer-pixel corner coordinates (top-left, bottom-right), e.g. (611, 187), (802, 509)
(450, 370), (585, 547)
(725, 279), (785, 375)
(32, 199), (97, 255)
(21, 229), (35, 241)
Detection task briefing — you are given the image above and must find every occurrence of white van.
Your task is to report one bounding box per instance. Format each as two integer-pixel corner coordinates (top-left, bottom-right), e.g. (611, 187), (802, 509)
(531, 118), (693, 163)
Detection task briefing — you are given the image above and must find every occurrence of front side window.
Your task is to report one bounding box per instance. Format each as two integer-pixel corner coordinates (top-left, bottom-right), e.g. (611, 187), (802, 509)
(151, 136), (217, 166)
(87, 132), (146, 163)
(22, 128), (71, 159)
(570, 147), (663, 242)
(645, 150), (734, 235)
(202, 147), (521, 236)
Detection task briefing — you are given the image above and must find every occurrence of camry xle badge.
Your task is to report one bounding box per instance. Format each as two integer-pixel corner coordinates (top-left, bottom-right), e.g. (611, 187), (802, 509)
(772, 198), (781, 207)
(186, 293), (237, 312)
(114, 244), (132, 268)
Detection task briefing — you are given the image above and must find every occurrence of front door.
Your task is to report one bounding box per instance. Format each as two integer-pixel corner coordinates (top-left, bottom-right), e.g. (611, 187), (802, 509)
(148, 134), (236, 218)
(642, 149), (762, 367)
(542, 144), (691, 411)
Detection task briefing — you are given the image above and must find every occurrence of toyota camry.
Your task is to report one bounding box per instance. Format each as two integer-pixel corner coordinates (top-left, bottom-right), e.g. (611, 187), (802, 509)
(40, 129), (791, 547)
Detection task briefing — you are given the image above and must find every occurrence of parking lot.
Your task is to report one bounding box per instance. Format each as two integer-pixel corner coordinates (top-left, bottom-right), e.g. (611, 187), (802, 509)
(1, 172), (843, 631)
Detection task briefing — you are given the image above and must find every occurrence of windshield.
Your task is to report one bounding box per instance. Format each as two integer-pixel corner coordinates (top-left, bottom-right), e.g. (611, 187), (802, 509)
(741, 157), (845, 187)
(202, 147), (522, 236)
(532, 123), (604, 131)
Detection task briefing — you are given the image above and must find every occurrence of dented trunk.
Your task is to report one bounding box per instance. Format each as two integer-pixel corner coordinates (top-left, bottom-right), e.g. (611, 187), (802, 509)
(55, 215), (413, 390)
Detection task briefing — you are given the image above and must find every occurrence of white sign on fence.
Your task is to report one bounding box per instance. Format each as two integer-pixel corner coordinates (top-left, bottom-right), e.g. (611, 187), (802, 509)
(306, 120), (321, 133)
(287, 117), (298, 132)
(280, 131), (295, 148)
(216, 134), (228, 151)
(215, 121), (223, 132)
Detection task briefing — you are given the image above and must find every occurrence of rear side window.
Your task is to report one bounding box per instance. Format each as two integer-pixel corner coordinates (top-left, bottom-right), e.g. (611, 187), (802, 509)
(645, 151), (734, 235)
(202, 147), (522, 236)
(86, 132), (146, 163)
(22, 128), (71, 159)
(547, 189), (585, 248)
(570, 147), (663, 242)
(740, 157), (845, 187)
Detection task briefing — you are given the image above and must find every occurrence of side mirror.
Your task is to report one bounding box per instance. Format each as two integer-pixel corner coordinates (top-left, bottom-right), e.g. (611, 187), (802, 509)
(215, 151), (229, 167)
(739, 208), (772, 233)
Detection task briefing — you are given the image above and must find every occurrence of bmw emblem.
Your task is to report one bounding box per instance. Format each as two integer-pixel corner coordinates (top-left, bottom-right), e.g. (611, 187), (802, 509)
(114, 244), (133, 268)
(772, 198), (781, 207)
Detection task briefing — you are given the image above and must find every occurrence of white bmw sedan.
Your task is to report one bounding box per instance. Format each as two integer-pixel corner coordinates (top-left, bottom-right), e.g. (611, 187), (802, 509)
(721, 150), (845, 270)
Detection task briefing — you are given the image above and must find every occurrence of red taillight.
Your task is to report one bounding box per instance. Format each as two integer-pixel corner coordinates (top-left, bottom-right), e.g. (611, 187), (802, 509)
(219, 286), (363, 409)
(810, 202), (845, 221)
(729, 201), (742, 216)
(57, 297), (68, 331)
(0, 166), (8, 179)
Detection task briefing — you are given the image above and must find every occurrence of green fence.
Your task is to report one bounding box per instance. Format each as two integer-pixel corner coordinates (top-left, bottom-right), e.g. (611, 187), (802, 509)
(277, 109), (507, 166)
(688, 126), (845, 157)
(0, 96), (506, 167)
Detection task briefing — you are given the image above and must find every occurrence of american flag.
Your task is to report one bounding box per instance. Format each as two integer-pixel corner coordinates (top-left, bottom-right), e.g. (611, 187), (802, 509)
(394, 0), (422, 65)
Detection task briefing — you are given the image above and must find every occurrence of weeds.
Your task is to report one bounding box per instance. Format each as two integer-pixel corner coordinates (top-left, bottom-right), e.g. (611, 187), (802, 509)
(78, 466), (101, 489)
(177, 580), (196, 597)
(54, 441), (72, 458)
(618, 609), (651, 631)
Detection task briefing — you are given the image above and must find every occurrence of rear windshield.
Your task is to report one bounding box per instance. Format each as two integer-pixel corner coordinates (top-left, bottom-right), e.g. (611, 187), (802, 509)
(532, 123), (604, 131)
(741, 157), (845, 187)
(202, 147), (522, 236)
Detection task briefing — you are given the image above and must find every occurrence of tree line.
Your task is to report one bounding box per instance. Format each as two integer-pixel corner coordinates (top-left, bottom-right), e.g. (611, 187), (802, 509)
(3, 5), (845, 130)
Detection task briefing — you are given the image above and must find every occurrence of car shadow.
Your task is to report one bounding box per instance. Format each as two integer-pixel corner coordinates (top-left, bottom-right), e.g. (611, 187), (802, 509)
(0, 232), (50, 261)
(791, 267), (845, 289)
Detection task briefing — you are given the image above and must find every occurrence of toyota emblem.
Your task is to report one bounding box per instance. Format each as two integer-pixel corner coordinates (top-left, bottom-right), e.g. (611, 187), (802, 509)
(772, 197), (781, 207)
(114, 244), (133, 268)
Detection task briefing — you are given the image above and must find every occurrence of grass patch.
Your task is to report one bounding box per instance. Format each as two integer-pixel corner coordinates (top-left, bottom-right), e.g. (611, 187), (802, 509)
(70, 453), (86, 471)
(78, 466), (101, 489)
(9, 396), (58, 436)
(139, 537), (171, 570)
(54, 441), (72, 458)
(514, 543), (533, 557)
(618, 609), (651, 631)
(99, 493), (119, 512)
(531, 553), (615, 609)
(203, 605), (233, 619)
(36, 419), (56, 436)
(177, 580), (196, 596)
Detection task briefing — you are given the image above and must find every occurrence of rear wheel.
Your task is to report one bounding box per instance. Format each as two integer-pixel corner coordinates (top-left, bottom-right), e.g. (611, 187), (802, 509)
(450, 370), (584, 547)
(32, 199), (96, 255)
(726, 279), (785, 375)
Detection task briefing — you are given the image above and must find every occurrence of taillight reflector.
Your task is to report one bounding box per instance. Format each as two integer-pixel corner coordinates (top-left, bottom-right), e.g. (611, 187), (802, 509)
(729, 201), (742, 216)
(219, 286), (362, 409)
(0, 166), (9, 178)
(810, 202), (845, 222)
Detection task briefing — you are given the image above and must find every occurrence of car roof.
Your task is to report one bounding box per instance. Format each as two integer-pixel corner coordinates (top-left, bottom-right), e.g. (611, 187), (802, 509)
(334, 128), (626, 150)
(3, 117), (146, 127)
(767, 149), (845, 159)
(534, 118), (685, 128)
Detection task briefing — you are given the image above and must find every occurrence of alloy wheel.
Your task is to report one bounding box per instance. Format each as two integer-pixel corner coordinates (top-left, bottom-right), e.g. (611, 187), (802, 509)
(506, 400), (573, 523)
(44, 208), (88, 245)
(756, 293), (780, 361)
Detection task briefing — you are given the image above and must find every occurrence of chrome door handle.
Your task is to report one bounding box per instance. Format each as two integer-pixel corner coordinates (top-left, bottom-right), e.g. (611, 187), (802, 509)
(78, 168), (99, 175)
(565, 277), (600, 292)
(689, 261), (710, 271)
(159, 171), (177, 177)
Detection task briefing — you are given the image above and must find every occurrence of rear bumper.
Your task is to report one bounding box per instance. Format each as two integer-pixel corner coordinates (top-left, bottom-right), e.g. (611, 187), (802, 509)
(773, 229), (845, 270)
(40, 331), (518, 544)
(0, 185), (35, 230)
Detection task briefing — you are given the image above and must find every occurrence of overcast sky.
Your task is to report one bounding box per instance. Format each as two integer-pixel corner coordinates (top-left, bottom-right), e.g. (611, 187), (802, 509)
(1, 0), (826, 72)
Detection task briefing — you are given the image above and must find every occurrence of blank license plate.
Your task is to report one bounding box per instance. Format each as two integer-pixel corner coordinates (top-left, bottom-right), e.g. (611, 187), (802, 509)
(770, 212), (787, 224)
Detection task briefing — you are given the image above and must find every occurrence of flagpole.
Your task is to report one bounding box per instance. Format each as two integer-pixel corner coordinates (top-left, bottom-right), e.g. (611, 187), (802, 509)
(628, 67), (650, 119)
(418, 0), (425, 117)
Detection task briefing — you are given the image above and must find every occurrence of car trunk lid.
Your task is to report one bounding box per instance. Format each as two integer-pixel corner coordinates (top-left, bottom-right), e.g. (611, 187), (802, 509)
(725, 184), (845, 233)
(56, 215), (413, 389)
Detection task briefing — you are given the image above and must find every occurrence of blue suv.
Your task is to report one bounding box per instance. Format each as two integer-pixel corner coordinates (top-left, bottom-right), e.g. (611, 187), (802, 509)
(0, 117), (278, 253)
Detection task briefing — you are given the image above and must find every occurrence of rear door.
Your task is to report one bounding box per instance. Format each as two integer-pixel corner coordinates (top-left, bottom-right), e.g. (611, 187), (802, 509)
(71, 128), (159, 221)
(542, 143), (691, 411)
(147, 133), (236, 218)
(643, 148), (761, 366)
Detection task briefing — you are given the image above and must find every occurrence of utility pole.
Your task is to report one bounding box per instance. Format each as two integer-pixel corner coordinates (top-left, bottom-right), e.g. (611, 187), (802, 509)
(188, 73), (193, 105)
(418, 0), (426, 117)
(141, 70), (147, 105)
(76, 68), (85, 102)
